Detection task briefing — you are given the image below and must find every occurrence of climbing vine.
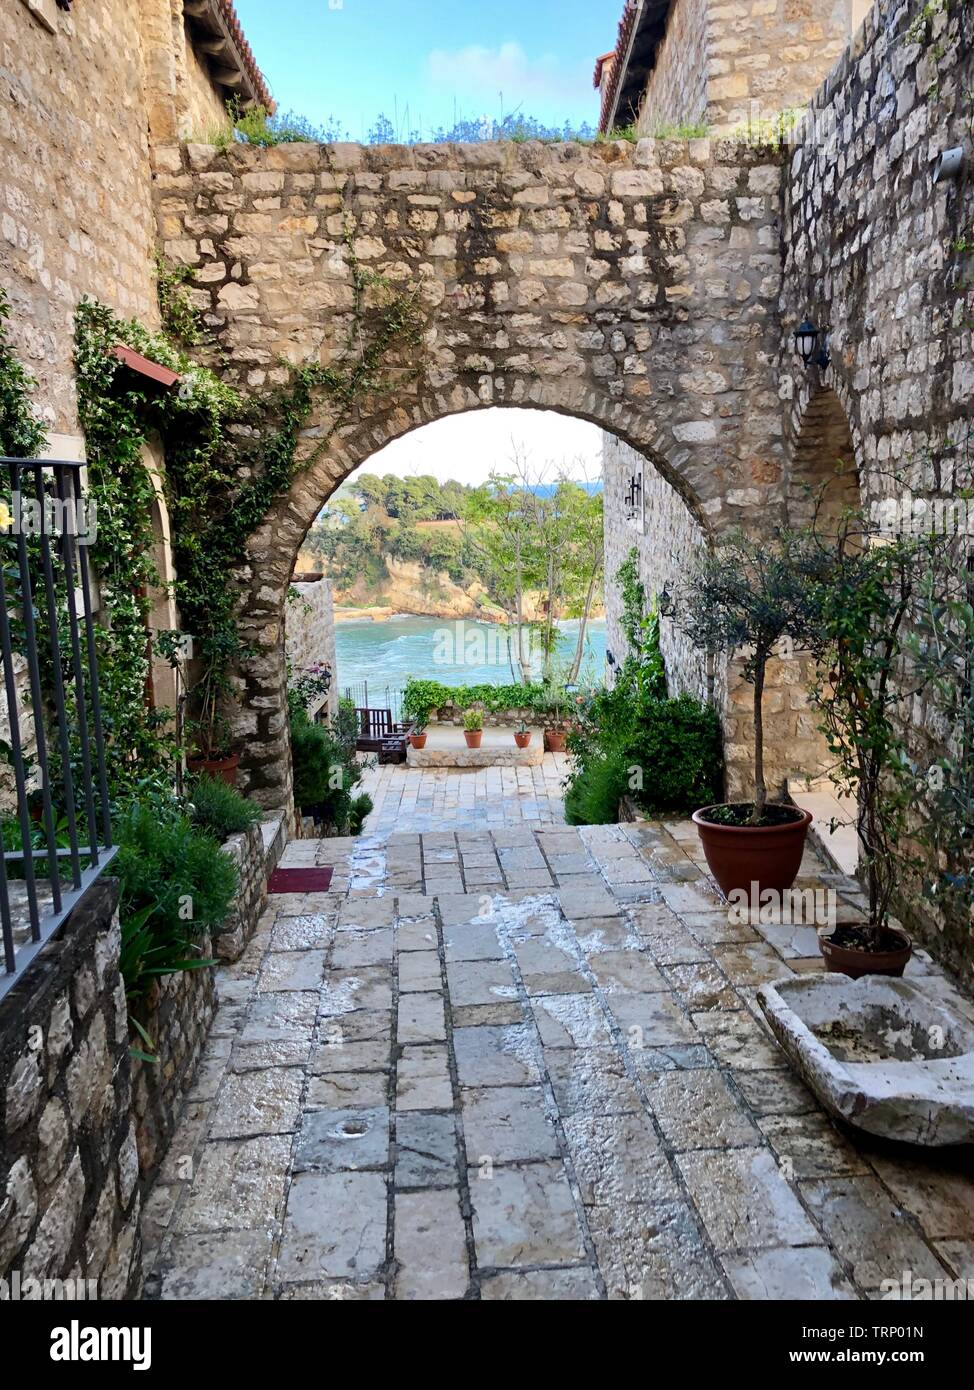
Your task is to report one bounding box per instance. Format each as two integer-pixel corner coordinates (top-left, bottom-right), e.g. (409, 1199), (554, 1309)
(73, 205), (427, 777)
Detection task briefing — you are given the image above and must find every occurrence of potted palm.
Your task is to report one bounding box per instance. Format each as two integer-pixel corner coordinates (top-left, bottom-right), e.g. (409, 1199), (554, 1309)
(408, 718), (428, 750)
(673, 531), (815, 897)
(513, 719), (532, 749)
(462, 707), (483, 749)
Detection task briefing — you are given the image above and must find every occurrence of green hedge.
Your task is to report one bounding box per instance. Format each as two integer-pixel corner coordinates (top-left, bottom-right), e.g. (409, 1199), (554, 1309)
(402, 678), (550, 722)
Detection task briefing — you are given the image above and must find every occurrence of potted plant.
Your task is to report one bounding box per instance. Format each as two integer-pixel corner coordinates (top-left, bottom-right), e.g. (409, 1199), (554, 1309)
(513, 719), (532, 749)
(802, 522), (946, 977)
(462, 707), (483, 749)
(541, 685), (568, 752)
(408, 718), (428, 750)
(673, 530), (815, 897)
(185, 711), (239, 786)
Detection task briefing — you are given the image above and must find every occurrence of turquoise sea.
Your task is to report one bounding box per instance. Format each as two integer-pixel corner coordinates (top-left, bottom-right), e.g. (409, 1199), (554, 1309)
(333, 614), (606, 704)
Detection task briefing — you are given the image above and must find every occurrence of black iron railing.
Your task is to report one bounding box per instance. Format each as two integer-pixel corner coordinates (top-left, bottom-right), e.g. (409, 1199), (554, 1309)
(0, 458), (115, 1002)
(341, 680), (404, 723)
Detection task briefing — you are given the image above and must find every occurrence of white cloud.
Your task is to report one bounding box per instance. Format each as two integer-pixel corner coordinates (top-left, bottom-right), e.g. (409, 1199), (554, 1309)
(361, 407), (603, 486)
(424, 40), (584, 112)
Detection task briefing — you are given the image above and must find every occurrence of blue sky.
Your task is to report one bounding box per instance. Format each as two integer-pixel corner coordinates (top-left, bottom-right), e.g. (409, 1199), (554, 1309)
(234, 0), (621, 140)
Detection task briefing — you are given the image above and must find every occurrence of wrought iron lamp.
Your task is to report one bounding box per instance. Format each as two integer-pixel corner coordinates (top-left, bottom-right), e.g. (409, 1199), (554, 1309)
(794, 318), (831, 370)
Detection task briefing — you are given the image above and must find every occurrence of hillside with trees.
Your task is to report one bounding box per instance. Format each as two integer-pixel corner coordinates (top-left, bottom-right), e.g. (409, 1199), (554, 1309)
(302, 468), (605, 678)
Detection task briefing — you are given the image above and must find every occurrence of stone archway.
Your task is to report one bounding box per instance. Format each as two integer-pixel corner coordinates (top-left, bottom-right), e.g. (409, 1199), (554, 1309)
(154, 134), (791, 808)
(235, 386), (719, 809)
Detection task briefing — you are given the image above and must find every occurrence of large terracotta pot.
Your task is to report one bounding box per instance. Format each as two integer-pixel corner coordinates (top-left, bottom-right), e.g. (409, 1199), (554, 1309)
(692, 803), (813, 899)
(187, 752), (240, 787)
(514, 731), (532, 748)
(464, 731), (483, 748)
(409, 734), (427, 749)
(819, 927), (912, 979)
(544, 730), (566, 752)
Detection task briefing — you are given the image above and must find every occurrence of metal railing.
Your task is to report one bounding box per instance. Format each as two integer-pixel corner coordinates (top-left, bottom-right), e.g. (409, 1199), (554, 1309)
(341, 680), (404, 723)
(0, 458), (116, 1002)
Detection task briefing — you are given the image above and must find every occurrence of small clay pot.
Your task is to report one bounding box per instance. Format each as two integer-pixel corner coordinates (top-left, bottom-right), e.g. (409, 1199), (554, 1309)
(187, 752), (240, 787)
(692, 803), (813, 898)
(409, 733), (428, 749)
(514, 731), (532, 748)
(544, 729), (566, 753)
(464, 731), (483, 748)
(819, 926), (912, 979)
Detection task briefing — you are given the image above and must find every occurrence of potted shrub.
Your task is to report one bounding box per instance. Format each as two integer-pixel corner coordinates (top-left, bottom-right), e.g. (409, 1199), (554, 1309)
(462, 707), (483, 749)
(673, 531), (815, 897)
(801, 523), (946, 977)
(408, 718), (428, 750)
(513, 719), (532, 749)
(541, 685), (569, 752)
(186, 711), (239, 786)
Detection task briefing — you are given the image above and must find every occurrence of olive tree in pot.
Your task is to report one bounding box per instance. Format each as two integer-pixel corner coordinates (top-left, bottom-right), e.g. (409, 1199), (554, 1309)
(803, 523), (949, 977)
(672, 530), (816, 898)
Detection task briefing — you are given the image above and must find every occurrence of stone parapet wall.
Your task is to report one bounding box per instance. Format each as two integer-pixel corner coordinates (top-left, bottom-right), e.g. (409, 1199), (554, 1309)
(131, 810), (285, 1184)
(213, 814), (287, 961)
(0, 882), (142, 1298)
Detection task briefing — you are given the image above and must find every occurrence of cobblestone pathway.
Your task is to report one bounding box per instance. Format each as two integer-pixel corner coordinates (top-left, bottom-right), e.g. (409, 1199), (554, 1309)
(144, 770), (974, 1300)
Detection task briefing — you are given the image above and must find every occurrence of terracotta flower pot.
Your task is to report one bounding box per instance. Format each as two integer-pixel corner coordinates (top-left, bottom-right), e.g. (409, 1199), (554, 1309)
(409, 734), (428, 749)
(544, 729), (566, 752)
(692, 803), (813, 899)
(464, 731), (483, 748)
(819, 926), (912, 979)
(187, 752), (240, 787)
(514, 731), (532, 748)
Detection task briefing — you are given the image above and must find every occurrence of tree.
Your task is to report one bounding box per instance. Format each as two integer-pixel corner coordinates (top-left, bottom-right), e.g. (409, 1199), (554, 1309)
(674, 529), (817, 824)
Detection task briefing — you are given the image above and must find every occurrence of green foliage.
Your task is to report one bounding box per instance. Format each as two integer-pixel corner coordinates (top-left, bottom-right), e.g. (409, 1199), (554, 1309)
(564, 746), (629, 825)
(626, 696), (724, 813)
(462, 707), (484, 732)
(289, 707), (364, 833)
(187, 774), (262, 839)
(674, 529), (818, 822)
(114, 799), (235, 998)
(0, 289), (47, 457)
(617, 548), (667, 702)
(74, 227), (426, 786)
(402, 678), (548, 723)
(349, 792), (374, 836)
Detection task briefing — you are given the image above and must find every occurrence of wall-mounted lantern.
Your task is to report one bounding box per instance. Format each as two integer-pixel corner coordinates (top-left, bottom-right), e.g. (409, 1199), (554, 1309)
(658, 584), (674, 618)
(794, 318), (831, 370)
(624, 471), (643, 522)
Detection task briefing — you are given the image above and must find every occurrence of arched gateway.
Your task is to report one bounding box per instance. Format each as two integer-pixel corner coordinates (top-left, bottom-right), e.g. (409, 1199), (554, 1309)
(154, 135), (790, 808)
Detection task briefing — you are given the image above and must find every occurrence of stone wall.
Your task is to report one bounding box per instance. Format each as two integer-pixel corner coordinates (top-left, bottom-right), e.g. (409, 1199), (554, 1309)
(0, 882), (142, 1298)
(779, 0), (974, 980)
(602, 432), (711, 704)
(0, 0), (158, 436)
(632, 0), (857, 137)
(130, 810), (284, 1183)
(130, 941), (216, 1189)
(152, 135), (788, 809)
(635, 0), (711, 133)
(285, 576), (339, 721)
(212, 814), (287, 961)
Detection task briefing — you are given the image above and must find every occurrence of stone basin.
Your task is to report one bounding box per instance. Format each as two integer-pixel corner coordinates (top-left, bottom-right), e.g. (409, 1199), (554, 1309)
(757, 974), (974, 1147)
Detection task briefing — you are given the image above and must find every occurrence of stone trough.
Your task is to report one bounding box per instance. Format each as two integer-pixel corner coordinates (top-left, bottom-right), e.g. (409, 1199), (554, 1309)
(757, 974), (974, 1147)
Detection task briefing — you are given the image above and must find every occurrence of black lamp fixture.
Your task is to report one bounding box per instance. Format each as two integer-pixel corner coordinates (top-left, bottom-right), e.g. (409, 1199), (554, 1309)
(606, 650), (616, 668)
(794, 318), (831, 370)
(657, 584), (674, 618)
(624, 471), (643, 521)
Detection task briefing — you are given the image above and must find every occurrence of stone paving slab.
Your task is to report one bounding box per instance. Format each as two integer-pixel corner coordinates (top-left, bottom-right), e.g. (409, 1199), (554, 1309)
(144, 789), (974, 1302)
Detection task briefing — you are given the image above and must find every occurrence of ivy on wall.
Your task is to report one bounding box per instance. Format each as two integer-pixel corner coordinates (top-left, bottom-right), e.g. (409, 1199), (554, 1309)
(73, 238), (426, 779)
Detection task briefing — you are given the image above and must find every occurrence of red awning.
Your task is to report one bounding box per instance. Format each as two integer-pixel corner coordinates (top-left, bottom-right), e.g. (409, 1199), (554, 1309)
(111, 344), (180, 389)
